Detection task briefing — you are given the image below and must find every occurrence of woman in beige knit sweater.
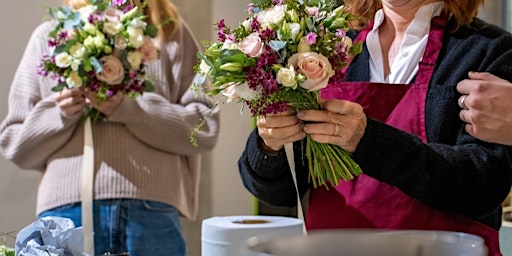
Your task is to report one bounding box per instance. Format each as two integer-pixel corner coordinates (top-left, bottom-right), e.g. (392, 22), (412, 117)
(0, 0), (219, 255)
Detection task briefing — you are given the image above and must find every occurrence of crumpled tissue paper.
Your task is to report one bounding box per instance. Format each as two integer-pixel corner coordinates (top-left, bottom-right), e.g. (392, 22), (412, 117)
(15, 216), (88, 256)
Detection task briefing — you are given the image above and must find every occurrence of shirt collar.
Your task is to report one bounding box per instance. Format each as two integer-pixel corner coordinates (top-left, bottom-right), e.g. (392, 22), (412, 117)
(371, 1), (445, 33)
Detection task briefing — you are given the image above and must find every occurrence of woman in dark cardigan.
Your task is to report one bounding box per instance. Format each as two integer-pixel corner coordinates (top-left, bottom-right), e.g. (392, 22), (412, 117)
(238, 0), (512, 255)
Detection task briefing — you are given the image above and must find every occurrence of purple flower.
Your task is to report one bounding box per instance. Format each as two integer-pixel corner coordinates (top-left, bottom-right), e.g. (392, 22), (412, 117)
(306, 32), (317, 45)
(111, 0), (127, 6)
(336, 29), (346, 37)
(48, 40), (58, 47)
(251, 17), (261, 31)
(105, 90), (115, 97)
(129, 70), (138, 79)
(37, 68), (48, 77)
(247, 3), (255, 14)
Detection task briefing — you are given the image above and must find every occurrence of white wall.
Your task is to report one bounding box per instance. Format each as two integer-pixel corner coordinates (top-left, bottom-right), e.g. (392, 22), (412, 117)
(0, 0), (57, 244)
(0, 0), (255, 254)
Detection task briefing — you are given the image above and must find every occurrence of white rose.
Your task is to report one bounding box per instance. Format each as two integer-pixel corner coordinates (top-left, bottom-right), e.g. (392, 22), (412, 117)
(83, 36), (95, 49)
(71, 59), (81, 71)
(257, 4), (287, 28)
(276, 66), (297, 89)
(55, 52), (73, 68)
(93, 34), (107, 48)
(130, 18), (147, 30)
(69, 43), (86, 60)
(288, 23), (301, 41)
(112, 36), (125, 51)
(103, 22), (123, 36)
(127, 51), (142, 70)
(66, 71), (83, 88)
(83, 23), (97, 34)
(127, 27), (144, 48)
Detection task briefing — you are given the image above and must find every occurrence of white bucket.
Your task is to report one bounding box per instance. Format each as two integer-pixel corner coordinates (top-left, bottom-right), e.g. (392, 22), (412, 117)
(247, 229), (488, 256)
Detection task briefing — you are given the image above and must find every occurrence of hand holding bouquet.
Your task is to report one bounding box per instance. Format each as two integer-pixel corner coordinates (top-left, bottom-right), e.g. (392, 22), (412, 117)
(37, 0), (159, 121)
(192, 0), (364, 187)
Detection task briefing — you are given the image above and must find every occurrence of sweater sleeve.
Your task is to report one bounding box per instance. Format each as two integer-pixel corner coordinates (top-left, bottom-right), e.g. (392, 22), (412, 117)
(0, 23), (83, 171)
(107, 19), (220, 155)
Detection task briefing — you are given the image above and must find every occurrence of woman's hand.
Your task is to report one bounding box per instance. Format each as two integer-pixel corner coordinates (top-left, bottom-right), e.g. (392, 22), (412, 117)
(54, 87), (86, 117)
(84, 89), (124, 117)
(297, 99), (367, 153)
(257, 107), (305, 152)
(457, 72), (512, 145)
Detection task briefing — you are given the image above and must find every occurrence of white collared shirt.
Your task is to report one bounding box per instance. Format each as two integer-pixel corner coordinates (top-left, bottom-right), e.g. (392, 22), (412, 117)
(367, 2), (444, 84)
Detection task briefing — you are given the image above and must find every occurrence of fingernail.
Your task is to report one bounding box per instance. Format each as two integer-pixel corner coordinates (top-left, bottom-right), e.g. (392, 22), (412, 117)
(297, 111), (304, 117)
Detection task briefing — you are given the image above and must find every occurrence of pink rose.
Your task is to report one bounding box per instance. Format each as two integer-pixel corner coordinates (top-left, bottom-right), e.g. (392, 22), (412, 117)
(104, 7), (124, 22)
(137, 37), (159, 62)
(238, 32), (264, 57)
(96, 55), (125, 85)
(288, 52), (334, 91)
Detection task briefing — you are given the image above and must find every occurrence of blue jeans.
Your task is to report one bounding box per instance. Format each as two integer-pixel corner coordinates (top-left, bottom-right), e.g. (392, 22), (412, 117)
(39, 199), (186, 256)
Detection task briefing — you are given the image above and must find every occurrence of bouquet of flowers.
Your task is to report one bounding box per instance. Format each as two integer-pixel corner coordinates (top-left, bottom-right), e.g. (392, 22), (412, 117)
(0, 232), (15, 256)
(192, 0), (364, 187)
(37, 0), (159, 121)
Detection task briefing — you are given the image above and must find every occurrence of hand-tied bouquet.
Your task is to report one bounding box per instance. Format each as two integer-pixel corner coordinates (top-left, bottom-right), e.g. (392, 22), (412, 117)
(0, 232), (15, 256)
(37, 0), (159, 121)
(192, 0), (364, 187)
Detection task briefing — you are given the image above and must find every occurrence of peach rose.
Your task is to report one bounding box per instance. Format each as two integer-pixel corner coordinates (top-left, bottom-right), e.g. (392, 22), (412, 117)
(238, 32), (264, 57)
(96, 55), (125, 85)
(137, 37), (159, 62)
(288, 52), (334, 91)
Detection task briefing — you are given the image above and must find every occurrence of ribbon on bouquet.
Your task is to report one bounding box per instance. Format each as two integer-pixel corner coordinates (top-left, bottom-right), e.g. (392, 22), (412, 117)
(81, 117), (95, 255)
(284, 143), (307, 236)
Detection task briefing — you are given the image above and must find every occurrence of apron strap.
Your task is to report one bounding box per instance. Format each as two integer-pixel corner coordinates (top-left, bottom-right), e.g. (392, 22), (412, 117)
(82, 117), (95, 255)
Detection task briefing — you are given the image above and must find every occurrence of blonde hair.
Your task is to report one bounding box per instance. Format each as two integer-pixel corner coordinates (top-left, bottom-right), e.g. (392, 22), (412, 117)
(62, 0), (180, 41)
(343, 0), (484, 30)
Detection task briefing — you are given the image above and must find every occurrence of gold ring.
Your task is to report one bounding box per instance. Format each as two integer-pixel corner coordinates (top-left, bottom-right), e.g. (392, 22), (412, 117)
(333, 123), (339, 136)
(459, 95), (468, 109)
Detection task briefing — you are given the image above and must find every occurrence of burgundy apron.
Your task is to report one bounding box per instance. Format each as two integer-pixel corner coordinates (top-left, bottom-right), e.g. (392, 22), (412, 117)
(311, 14), (501, 255)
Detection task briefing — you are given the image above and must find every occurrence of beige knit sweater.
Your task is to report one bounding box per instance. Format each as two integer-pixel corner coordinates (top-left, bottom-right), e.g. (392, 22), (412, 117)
(0, 18), (220, 220)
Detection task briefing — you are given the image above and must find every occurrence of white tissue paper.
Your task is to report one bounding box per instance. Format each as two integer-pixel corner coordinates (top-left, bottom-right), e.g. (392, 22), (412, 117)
(15, 217), (87, 256)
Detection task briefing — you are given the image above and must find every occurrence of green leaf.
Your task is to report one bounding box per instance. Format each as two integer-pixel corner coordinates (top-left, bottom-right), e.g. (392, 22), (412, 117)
(143, 79), (155, 92)
(146, 24), (158, 38)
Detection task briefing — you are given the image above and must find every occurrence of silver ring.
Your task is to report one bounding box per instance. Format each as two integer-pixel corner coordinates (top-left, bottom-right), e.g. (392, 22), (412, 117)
(459, 95), (468, 109)
(333, 123), (339, 136)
